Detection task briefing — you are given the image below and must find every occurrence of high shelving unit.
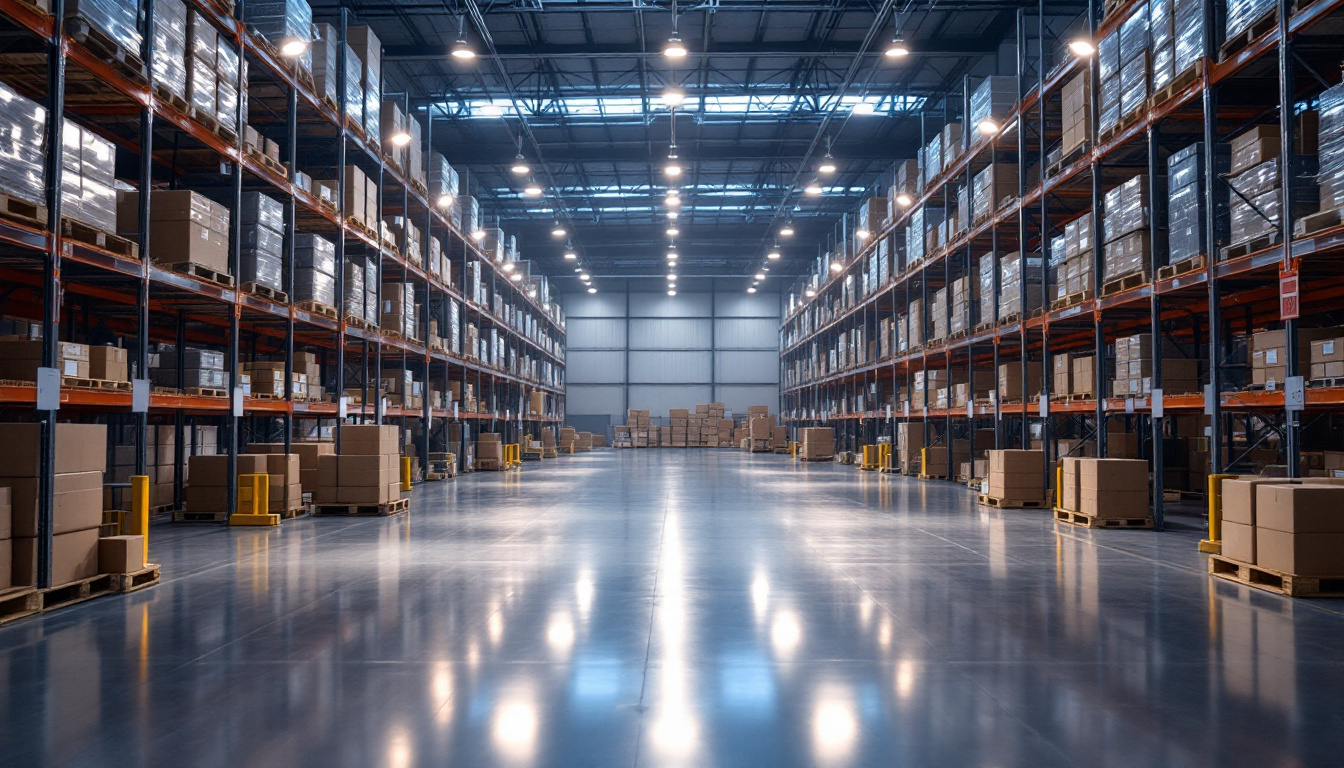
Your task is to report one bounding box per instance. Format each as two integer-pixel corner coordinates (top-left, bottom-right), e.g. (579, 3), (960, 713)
(779, 0), (1344, 529)
(0, 0), (565, 587)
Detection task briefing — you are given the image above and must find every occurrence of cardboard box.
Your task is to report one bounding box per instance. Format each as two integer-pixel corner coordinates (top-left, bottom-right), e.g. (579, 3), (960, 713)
(0, 539), (9, 590)
(339, 454), (396, 487)
(1256, 528), (1344, 576)
(1222, 520), (1256, 564)
(341, 424), (399, 456)
(188, 454), (268, 487)
(0, 423), (106, 476)
(99, 534), (144, 574)
(1220, 477), (1288, 526)
(12, 528), (100, 586)
(1061, 457), (1082, 511)
(0, 486), (10, 540)
(9, 471), (103, 537)
(998, 362), (1043, 400)
(89, 346), (129, 381)
(1255, 484), (1344, 533)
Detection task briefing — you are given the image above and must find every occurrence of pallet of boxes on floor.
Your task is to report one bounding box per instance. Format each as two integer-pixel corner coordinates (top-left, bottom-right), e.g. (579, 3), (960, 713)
(1054, 458), (1154, 529)
(1211, 477), (1344, 597)
(979, 450), (1050, 509)
(797, 427), (835, 462)
(0, 423), (158, 627)
(311, 425), (407, 516)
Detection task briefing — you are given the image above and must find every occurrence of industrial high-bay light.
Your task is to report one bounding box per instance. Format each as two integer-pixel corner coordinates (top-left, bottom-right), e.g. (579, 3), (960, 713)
(451, 17), (476, 60)
(511, 137), (530, 175)
(1068, 38), (1096, 57)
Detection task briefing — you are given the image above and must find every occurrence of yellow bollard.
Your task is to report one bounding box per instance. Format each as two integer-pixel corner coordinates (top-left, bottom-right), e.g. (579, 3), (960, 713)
(1200, 474), (1237, 554)
(231, 473), (279, 526)
(1055, 465), (1063, 511)
(401, 456), (413, 491)
(130, 474), (150, 567)
(919, 447), (928, 478)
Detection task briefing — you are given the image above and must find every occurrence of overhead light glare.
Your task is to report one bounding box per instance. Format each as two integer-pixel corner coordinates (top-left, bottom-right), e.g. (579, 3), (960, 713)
(977, 118), (1000, 135)
(579, 273), (591, 281)
(829, 261), (843, 273)
(819, 158), (837, 174)
(437, 193), (454, 208)
(805, 288), (816, 297)
(884, 34), (910, 58)
(780, 225), (794, 237)
(767, 249), (781, 260)
(754, 273), (765, 281)
(1068, 38), (1096, 57)
(856, 228), (870, 240)
(895, 192), (913, 207)
(666, 227), (679, 236)
(479, 103), (504, 117)
(451, 38), (476, 60)
(523, 183), (543, 196)
(502, 262), (515, 273)
(511, 155), (530, 175)
(747, 286), (757, 293)
(664, 36), (687, 58)
(281, 39), (309, 57)
(668, 289), (677, 296)
(471, 229), (487, 241)
(851, 101), (875, 115)
(563, 250), (577, 260)
(551, 225), (566, 237)
(390, 131), (411, 148)
(662, 88), (686, 107)
(509, 272), (523, 282)
(587, 287), (597, 293)
(805, 182), (823, 196)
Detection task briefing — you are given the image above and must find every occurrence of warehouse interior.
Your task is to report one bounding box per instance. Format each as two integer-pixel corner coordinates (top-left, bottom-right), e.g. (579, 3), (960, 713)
(3, 0), (1344, 764)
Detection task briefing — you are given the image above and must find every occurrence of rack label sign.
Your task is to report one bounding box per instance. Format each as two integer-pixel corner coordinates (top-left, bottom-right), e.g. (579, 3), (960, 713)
(1280, 269), (1299, 320)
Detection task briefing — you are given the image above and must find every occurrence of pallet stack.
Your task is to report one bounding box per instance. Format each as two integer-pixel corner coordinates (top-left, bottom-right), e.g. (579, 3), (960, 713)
(1214, 478), (1344, 596)
(799, 428), (835, 461)
(982, 449), (1045, 507)
(315, 425), (404, 509)
(1056, 457), (1152, 528)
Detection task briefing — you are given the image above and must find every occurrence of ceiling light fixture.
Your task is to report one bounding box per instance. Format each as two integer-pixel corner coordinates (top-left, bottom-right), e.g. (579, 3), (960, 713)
(509, 272), (523, 282)
(667, 188), (680, 198)
(479, 103), (504, 117)
(780, 224), (794, 237)
(471, 228), (487, 240)
(666, 226), (679, 236)
(805, 181), (823, 196)
(818, 136), (837, 174)
(747, 286), (757, 293)
(805, 288), (816, 297)
(551, 223), (566, 237)
(281, 39), (309, 58)
(667, 274), (677, 281)
(754, 272), (765, 281)
(668, 289), (677, 296)
(667, 210), (679, 220)
(767, 247), (781, 260)
(851, 101), (876, 115)
(662, 87), (686, 107)
(884, 32), (909, 58)
(523, 182), (543, 196)
(511, 156), (530, 175)
(665, 151), (683, 178)
(564, 250), (577, 260)
(390, 130), (411, 148)
(895, 192), (913, 207)
(977, 118), (1001, 135)
(579, 273), (591, 281)
(588, 287), (597, 293)
(1068, 38), (1096, 57)
(830, 261), (844, 272)
(451, 16), (476, 60)
(856, 228), (870, 239)
(437, 193), (454, 208)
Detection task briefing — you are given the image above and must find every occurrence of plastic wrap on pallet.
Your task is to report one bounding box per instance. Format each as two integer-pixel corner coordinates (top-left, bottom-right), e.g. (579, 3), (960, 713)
(294, 233), (335, 275)
(189, 57), (216, 116)
(240, 191), (285, 232)
(0, 82), (47, 207)
(972, 164), (1017, 222)
(151, 0), (188, 102)
(467, 196), (480, 234)
(240, 249), (283, 291)
(294, 267), (335, 306)
(1172, 0), (1203, 75)
(364, 259), (379, 323)
(342, 259), (363, 312)
(216, 83), (239, 129)
(970, 76), (1016, 129)
(188, 10), (216, 62)
(997, 251), (1043, 319)
(241, 224), (284, 257)
(1103, 174), (1151, 243)
(1226, 0), (1274, 41)
(364, 60), (382, 144)
(979, 253), (996, 323)
(921, 132), (942, 186)
(310, 23), (339, 105)
(160, 347), (225, 370)
(1120, 55), (1148, 117)
(217, 41), (240, 87)
(249, 0), (314, 72)
(905, 205), (925, 264)
(1120, 2), (1148, 62)
(1167, 142), (1231, 262)
(66, 0), (143, 55)
(1317, 83), (1344, 208)
(1102, 231), (1150, 281)
(429, 151), (459, 207)
(1098, 31), (1121, 83)
(343, 45), (363, 126)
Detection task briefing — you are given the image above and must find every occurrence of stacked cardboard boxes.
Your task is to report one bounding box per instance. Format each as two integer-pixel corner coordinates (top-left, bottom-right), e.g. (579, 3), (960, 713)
(249, 441), (333, 496)
(1167, 143), (1229, 264)
(894, 423), (923, 473)
(997, 251), (1043, 318)
(800, 428), (835, 460)
(986, 449), (1044, 502)
(1111, 333), (1198, 397)
(1226, 121), (1318, 249)
(239, 191), (286, 295)
(1051, 353), (1096, 398)
(1061, 72), (1090, 158)
(1251, 328), (1338, 389)
(150, 346), (226, 391)
(118, 190), (231, 275)
(187, 454), (266, 516)
(1221, 479), (1344, 575)
(998, 361), (1042, 402)
(0, 339), (87, 380)
(2, 423), (105, 586)
(971, 163), (1017, 223)
(1060, 458), (1150, 518)
(316, 425), (401, 503)
(1310, 335), (1344, 381)
(949, 276), (975, 335)
(626, 410), (650, 447)
(1101, 174), (1154, 285)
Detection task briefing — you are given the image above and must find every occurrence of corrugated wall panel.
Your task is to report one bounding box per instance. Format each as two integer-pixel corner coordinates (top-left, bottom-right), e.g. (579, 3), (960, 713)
(716, 385), (780, 415)
(715, 350), (780, 384)
(567, 318), (627, 350)
(629, 318), (713, 349)
(628, 385), (713, 414)
(565, 351), (626, 384)
(630, 293), (713, 318)
(715, 318), (780, 349)
(715, 292), (780, 318)
(629, 351), (711, 383)
(567, 385), (626, 421)
(562, 292), (627, 318)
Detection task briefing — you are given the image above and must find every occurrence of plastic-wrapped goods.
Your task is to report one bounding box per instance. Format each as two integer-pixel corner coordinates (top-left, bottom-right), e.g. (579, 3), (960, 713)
(1061, 73), (1090, 155)
(972, 164), (1017, 222)
(249, 0), (314, 73)
(1098, 30), (1121, 83)
(997, 251), (1044, 319)
(1167, 142), (1230, 262)
(216, 82), (239, 130)
(61, 121), (117, 232)
(241, 191), (285, 232)
(240, 249), (283, 291)
(1317, 83), (1344, 210)
(979, 253), (996, 323)
(342, 259), (363, 314)
(467, 196), (481, 235)
(921, 132), (942, 186)
(1172, 0), (1203, 75)
(66, 0), (143, 55)
(151, 0), (189, 102)
(1226, 0), (1274, 42)
(294, 233), (335, 275)
(310, 23), (340, 106)
(363, 258), (379, 323)
(1229, 158), (1282, 242)
(1150, 0), (1174, 93)
(429, 152), (459, 207)
(0, 82), (47, 207)
(343, 46), (364, 126)
(407, 116), (425, 187)
(906, 205), (925, 264)
(1119, 2), (1148, 63)
(217, 40), (240, 86)
(364, 59), (382, 145)
(970, 76), (1016, 130)
(189, 57), (216, 116)
(295, 268), (335, 307)
(1120, 54), (1148, 118)
(1102, 230), (1150, 281)
(1098, 77), (1120, 137)
(1102, 174), (1151, 243)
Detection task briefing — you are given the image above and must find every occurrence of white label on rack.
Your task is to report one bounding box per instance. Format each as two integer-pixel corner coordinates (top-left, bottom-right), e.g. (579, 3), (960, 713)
(1266, 379), (1278, 391)
(1325, 341), (1337, 356)
(886, 405), (892, 420)
(1204, 384), (1215, 415)
(1038, 397), (1049, 418)
(338, 396), (349, 419)
(1125, 398), (1135, 415)
(1285, 376), (1306, 412)
(902, 401), (909, 418)
(36, 367), (59, 411)
(967, 400), (975, 420)
(454, 402), (459, 419)
(232, 387), (244, 417)
(131, 379), (150, 413)
(1151, 388), (1164, 419)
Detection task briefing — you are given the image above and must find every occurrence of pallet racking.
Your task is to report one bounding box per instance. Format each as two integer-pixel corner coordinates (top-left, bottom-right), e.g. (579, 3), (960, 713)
(779, 0), (1344, 530)
(0, 0), (566, 588)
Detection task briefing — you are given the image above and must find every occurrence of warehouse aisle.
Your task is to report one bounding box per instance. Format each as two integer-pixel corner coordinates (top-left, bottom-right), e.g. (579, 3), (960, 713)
(3, 450), (1344, 767)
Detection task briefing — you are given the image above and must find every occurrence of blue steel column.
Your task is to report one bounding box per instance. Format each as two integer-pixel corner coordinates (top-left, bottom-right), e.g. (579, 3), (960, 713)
(1089, 0), (1106, 457)
(334, 9), (350, 452)
(1277, 0), (1299, 476)
(284, 76), (298, 456)
(136, 0), (157, 478)
(1202, 0), (1221, 475)
(225, 0), (248, 518)
(1148, 121), (1165, 529)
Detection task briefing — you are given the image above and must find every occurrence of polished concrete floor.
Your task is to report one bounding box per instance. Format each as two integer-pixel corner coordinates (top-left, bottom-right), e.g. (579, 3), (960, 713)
(3, 449), (1344, 767)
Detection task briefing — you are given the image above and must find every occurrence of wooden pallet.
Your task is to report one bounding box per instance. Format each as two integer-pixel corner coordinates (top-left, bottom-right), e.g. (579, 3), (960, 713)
(168, 260), (236, 288)
(918, 472), (949, 481)
(998, 313), (1021, 328)
(1220, 232), (1280, 261)
(1308, 377), (1344, 389)
(0, 192), (46, 228)
(296, 299), (338, 319)
(67, 15), (147, 83)
(1054, 509), (1154, 529)
(241, 281), (288, 303)
(1208, 554), (1344, 598)
(798, 456), (835, 462)
(61, 376), (132, 391)
(1049, 290), (1093, 312)
(112, 564), (162, 594)
(279, 506), (308, 520)
(1097, 111), (1142, 145)
(972, 321), (996, 335)
(1100, 270), (1149, 297)
(34, 573), (118, 612)
(1220, 11), (1277, 60)
(152, 83), (190, 114)
(978, 494), (1049, 509)
(247, 392), (282, 400)
(245, 147), (289, 179)
(1046, 142), (1088, 179)
(1293, 206), (1344, 238)
(344, 314), (377, 332)
(173, 509), (227, 523)
(1156, 254), (1206, 281)
(0, 587), (40, 626)
(62, 217), (139, 259)
(347, 217), (378, 239)
(184, 386), (228, 397)
(1148, 60), (1204, 108)
(312, 497), (410, 517)
(381, 329), (405, 341)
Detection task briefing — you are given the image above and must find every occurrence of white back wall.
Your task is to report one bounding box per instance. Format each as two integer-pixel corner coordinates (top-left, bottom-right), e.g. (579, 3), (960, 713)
(560, 278), (782, 424)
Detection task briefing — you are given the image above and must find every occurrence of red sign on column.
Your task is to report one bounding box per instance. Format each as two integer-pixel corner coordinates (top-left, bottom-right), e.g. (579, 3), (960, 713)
(1280, 269), (1299, 321)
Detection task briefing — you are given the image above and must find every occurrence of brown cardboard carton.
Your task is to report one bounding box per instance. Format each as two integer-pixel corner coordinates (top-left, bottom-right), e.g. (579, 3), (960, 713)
(341, 424), (400, 456)
(997, 362), (1043, 400)
(0, 423), (106, 476)
(12, 528), (100, 586)
(1255, 484), (1344, 533)
(1079, 458), (1148, 492)
(1061, 457), (1082, 511)
(1222, 520), (1256, 564)
(99, 535), (144, 573)
(1079, 490), (1148, 519)
(89, 346), (128, 381)
(0, 486), (10, 540)
(338, 483), (392, 505)
(9, 471), (104, 537)
(1220, 477), (1288, 526)
(264, 453), (301, 485)
(0, 539), (9, 589)
(339, 454), (395, 487)
(988, 450), (1043, 474)
(188, 454), (268, 487)
(988, 470), (1044, 498)
(1256, 529), (1344, 576)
